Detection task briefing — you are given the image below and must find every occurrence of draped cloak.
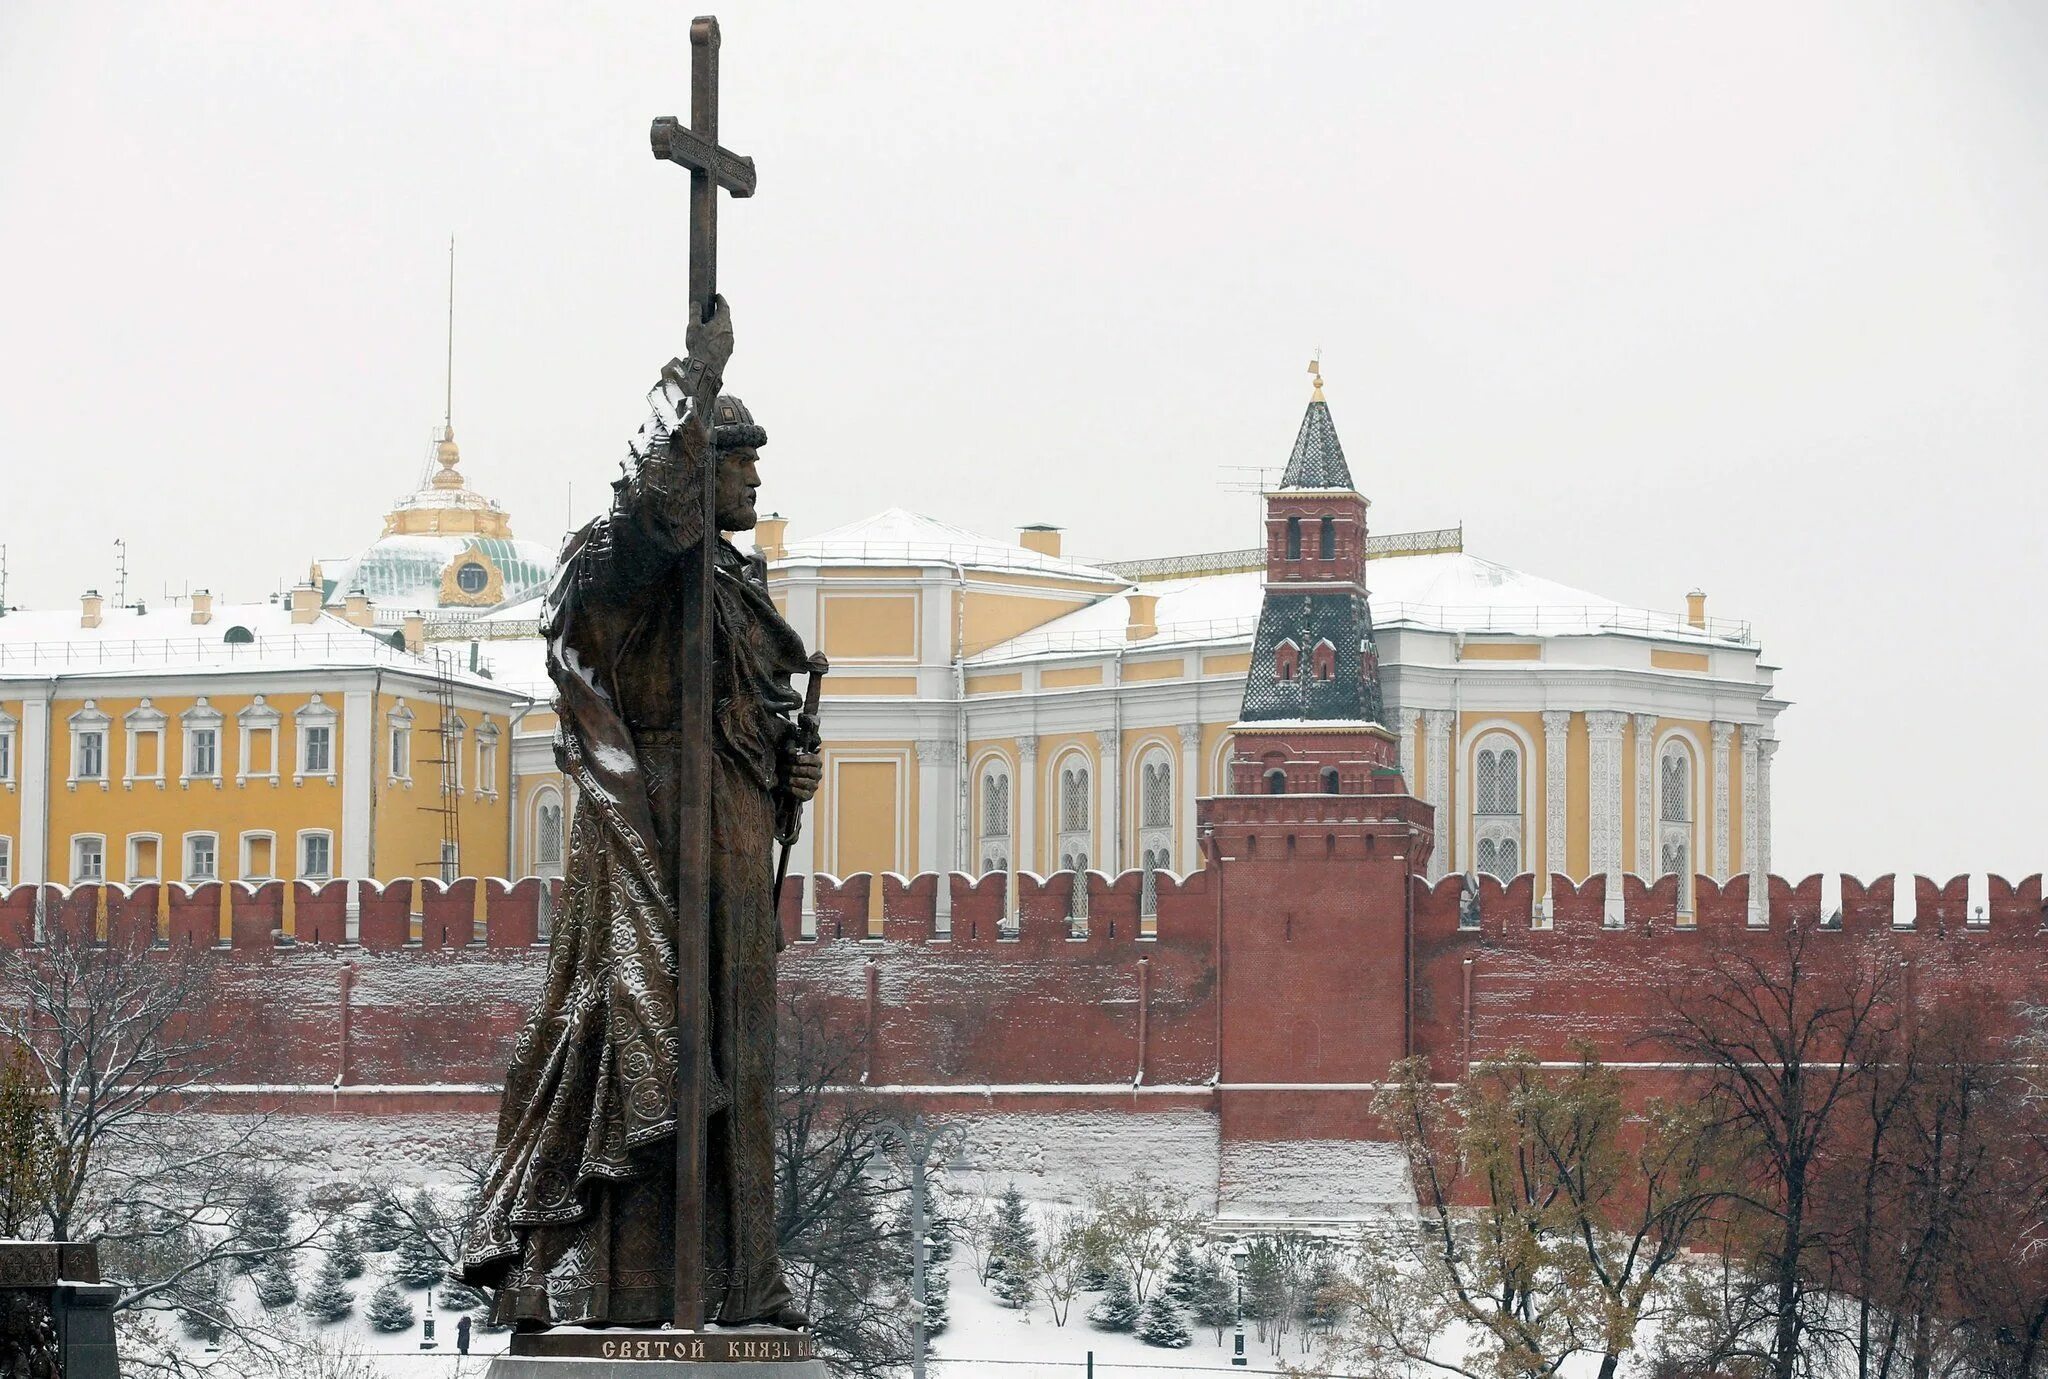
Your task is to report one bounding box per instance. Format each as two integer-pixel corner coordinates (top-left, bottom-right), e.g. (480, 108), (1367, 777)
(459, 364), (810, 1329)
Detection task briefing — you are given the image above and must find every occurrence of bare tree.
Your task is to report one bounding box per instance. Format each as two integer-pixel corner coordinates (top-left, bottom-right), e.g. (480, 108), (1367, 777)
(1656, 920), (1901, 1379)
(1085, 1170), (1201, 1306)
(1035, 1208), (1096, 1326)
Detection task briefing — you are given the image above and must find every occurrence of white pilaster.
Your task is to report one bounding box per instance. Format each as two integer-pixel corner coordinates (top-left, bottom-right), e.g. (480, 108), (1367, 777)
(1541, 710), (1570, 920)
(1586, 711), (1627, 923)
(1422, 709), (1454, 881)
(1016, 735), (1038, 875)
(340, 688), (374, 881)
(1394, 707), (1420, 793)
(1710, 721), (1734, 880)
(1741, 730), (1762, 923)
(914, 736), (957, 878)
(1757, 738), (1776, 878)
(1095, 728), (1120, 872)
(18, 692), (49, 886)
(1633, 713), (1657, 878)
(1176, 722), (1201, 871)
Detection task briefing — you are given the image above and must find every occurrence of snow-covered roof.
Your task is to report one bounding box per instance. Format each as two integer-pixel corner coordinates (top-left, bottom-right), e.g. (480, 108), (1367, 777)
(319, 534), (557, 614)
(967, 552), (1752, 664)
(779, 508), (1126, 584)
(471, 637), (553, 698)
(0, 600), (510, 691)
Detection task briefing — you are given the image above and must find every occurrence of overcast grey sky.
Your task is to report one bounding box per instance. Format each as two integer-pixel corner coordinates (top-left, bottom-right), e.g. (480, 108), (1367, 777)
(3, 2), (2046, 879)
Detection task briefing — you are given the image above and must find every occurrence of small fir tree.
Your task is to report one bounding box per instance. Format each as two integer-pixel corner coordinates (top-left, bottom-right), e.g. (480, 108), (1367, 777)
(394, 1225), (445, 1289)
(1137, 1295), (1192, 1348)
(303, 1253), (355, 1324)
(1192, 1255), (1238, 1343)
(253, 1258), (298, 1310)
(235, 1179), (293, 1270)
(1162, 1239), (1204, 1310)
(439, 1277), (486, 1312)
(176, 1263), (226, 1343)
(329, 1220), (366, 1279)
(1087, 1271), (1140, 1332)
(922, 1241), (950, 1336)
(990, 1184), (1038, 1308)
(360, 1191), (405, 1252)
(366, 1278), (415, 1333)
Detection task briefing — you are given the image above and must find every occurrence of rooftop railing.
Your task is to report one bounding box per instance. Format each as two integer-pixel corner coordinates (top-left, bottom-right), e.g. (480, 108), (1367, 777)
(0, 630), (419, 673)
(1097, 524), (1466, 581)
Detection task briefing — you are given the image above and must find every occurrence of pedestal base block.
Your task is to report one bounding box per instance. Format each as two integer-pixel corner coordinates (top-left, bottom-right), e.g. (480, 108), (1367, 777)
(490, 1327), (826, 1378)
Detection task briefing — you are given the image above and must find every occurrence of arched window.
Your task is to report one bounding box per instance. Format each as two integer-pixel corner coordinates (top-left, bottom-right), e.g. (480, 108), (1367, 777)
(223, 626), (255, 645)
(1274, 640), (1299, 682)
(1137, 749), (1173, 916)
(1057, 757), (1091, 916)
(1310, 640), (1336, 682)
(1320, 766), (1341, 794)
(534, 789), (565, 873)
(1318, 517), (1335, 559)
(1285, 516), (1302, 560)
(1659, 741), (1693, 908)
(1472, 733), (1524, 882)
(1265, 768), (1287, 795)
(978, 761), (1011, 875)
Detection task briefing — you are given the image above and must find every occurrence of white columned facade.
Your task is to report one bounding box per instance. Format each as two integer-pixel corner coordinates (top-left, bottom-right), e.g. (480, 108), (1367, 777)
(1710, 721), (1734, 879)
(914, 736), (956, 878)
(1741, 729), (1762, 923)
(340, 686), (375, 918)
(1585, 711), (1627, 921)
(1095, 729), (1120, 872)
(1633, 713), (1657, 876)
(1541, 710), (1570, 921)
(1422, 709), (1454, 881)
(18, 692), (52, 887)
(1015, 735), (1038, 875)
(1394, 707), (1420, 793)
(1175, 722), (1200, 871)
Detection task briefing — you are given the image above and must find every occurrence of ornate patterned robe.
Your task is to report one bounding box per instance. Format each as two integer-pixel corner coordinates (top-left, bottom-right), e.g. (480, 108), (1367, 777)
(460, 360), (809, 1329)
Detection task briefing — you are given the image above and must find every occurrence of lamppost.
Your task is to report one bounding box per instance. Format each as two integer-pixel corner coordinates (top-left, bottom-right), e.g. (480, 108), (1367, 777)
(874, 1113), (967, 1379)
(1228, 1239), (1250, 1367)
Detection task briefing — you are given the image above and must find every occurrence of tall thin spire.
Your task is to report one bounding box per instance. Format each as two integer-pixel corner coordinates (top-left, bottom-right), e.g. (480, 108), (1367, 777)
(444, 235), (456, 432)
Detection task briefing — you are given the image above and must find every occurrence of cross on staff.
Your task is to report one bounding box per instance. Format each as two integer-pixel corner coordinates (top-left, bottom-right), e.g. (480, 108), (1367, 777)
(647, 13), (755, 1331)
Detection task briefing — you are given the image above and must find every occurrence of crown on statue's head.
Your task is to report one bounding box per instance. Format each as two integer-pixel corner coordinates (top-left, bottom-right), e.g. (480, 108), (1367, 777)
(712, 394), (767, 450)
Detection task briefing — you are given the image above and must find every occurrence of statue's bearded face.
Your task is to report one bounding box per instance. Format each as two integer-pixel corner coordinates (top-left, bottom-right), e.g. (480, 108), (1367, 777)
(715, 446), (761, 531)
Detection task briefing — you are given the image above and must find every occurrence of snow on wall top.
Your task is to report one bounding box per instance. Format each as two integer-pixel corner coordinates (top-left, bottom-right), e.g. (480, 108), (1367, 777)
(778, 508), (1127, 584)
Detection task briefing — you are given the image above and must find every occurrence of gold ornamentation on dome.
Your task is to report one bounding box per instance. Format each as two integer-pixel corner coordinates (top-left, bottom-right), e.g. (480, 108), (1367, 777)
(439, 549), (505, 607)
(432, 426), (465, 490)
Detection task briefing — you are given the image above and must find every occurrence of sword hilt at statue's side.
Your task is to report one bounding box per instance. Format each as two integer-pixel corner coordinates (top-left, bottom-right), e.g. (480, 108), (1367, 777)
(773, 655), (829, 912)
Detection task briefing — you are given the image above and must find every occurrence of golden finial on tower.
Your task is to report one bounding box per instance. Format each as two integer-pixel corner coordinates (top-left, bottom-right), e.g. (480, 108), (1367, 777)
(1308, 349), (1325, 402)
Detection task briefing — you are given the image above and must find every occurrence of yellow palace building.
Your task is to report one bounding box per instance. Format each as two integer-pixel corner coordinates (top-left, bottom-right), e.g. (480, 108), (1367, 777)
(467, 383), (1786, 925)
(0, 381), (1786, 922)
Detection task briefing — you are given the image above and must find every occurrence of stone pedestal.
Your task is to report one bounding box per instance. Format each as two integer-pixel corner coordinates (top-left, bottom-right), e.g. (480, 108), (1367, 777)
(0, 1241), (121, 1379)
(487, 1327), (827, 1378)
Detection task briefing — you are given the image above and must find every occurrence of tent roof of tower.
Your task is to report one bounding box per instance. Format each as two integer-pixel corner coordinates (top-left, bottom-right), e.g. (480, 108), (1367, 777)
(1279, 398), (1354, 491)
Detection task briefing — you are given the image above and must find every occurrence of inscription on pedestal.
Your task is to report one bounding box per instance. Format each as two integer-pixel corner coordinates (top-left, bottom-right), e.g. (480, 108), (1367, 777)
(509, 1329), (816, 1363)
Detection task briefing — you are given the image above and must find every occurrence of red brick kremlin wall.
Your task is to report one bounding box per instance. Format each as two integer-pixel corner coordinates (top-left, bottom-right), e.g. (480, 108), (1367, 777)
(0, 863), (2043, 1128)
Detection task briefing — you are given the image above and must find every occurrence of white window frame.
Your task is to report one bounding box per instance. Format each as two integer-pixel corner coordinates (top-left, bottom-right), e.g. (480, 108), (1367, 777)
(532, 787), (566, 874)
(72, 834), (107, 884)
(68, 701), (112, 791)
(293, 694), (338, 785)
(1656, 732), (1703, 915)
(298, 829), (334, 881)
(0, 836), (11, 888)
(440, 840), (461, 885)
(123, 698), (169, 789)
(181, 698), (224, 787)
(444, 714), (467, 792)
(184, 832), (219, 882)
(126, 833), (162, 882)
(0, 708), (17, 791)
(236, 695), (282, 787)
(1134, 743), (1175, 916)
(1052, 748), (1092, 920)
(974, 754), (1012, 876)
(475, 720), (500, 798)
(387, 699), (415, 784)
(240, 830), (278, 882)
(1466, 725), (1529, 884)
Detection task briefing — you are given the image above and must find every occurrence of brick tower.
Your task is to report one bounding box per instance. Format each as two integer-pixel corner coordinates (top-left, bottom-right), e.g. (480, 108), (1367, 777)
(1197, 365), (1435, 1217)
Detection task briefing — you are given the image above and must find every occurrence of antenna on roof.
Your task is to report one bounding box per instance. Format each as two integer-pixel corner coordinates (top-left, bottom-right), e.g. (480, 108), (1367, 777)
(0, 545), (8, 617)
(114, 538), (128, 609)
(444, 235), (456, 434)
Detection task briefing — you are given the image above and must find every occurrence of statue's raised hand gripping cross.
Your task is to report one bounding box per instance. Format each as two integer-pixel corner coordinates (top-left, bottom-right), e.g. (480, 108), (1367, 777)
(651, 15), (757, 326)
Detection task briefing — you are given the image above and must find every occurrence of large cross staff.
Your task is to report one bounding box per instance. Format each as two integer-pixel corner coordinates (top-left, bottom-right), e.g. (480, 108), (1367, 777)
(648, 13), (755, 1332)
